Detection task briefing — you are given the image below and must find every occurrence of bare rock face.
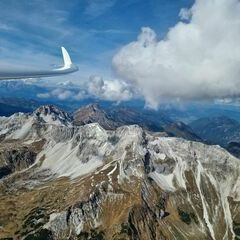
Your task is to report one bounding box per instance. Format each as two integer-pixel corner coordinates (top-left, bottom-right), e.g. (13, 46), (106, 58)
(0, 106), (240, 240)
(0, 147), (36, 178)
(73, 103), (119, 130)
(34, 105), (72, 127)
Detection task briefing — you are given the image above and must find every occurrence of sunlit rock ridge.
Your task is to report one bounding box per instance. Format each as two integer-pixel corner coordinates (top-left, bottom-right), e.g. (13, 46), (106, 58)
(0, 105), (240, 240)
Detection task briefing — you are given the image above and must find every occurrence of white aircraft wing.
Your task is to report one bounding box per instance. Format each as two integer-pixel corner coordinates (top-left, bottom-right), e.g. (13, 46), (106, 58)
(0, 47), (78, 80)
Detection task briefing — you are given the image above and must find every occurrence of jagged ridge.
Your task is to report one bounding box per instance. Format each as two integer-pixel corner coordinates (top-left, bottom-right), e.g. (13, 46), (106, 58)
(0, 105), (240, 240)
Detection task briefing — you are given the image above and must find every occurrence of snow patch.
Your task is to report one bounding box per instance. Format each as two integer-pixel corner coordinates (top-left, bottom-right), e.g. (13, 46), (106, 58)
(40, 141), (103, 178)
(196, 161), (216, 240)
(149, 171), (175, 191)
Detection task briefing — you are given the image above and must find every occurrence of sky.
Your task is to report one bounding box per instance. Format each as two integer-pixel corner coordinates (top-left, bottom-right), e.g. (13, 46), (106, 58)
(0, 0), (240, 108)
(0, 0), (192, 74)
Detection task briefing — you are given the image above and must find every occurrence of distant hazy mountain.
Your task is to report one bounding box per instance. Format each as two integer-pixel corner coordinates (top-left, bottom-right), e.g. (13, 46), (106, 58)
(74, 104), (201, 142)
(0, 97), (41, 116)
(226, 142), (240, 158)
(108, 106), (170, 131)
(190, 116), (240, 147)
(159, 103), (240, 123)
(164, 121), (202, 142)
(0, 80), (46, 99)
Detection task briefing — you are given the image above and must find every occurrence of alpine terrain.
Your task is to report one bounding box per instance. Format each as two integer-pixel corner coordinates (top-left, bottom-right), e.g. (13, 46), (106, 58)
(0, 105), (240, 240)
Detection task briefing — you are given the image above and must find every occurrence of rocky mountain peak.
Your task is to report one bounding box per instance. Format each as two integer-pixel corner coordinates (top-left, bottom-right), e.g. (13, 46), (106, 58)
(34, 105), (65, 116)
(74, 103), (103, 116)
(73, 103), (119, 130)
(34, 105), (72, 126)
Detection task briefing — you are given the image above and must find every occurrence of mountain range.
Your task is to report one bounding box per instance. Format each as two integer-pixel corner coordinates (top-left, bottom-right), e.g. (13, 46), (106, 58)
(190, 116), (240, 157)
(3, 80), (240, 122)
(190, 116), (240, 146)
(0, 97), (41, 117)
(0, 105), (240, 239)
(73, 104), (201, 142)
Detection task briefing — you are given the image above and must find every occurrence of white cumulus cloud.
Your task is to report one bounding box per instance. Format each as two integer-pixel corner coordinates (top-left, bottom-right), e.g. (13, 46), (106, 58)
(37, 75), (136, 102)
(87, 75), (135, 102)
(112, 0), (240, 108)
(38, 88), (76, 101)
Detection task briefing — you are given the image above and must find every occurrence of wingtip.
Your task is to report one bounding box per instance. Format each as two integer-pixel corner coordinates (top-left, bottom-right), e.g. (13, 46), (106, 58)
(61, 46), (72, 67)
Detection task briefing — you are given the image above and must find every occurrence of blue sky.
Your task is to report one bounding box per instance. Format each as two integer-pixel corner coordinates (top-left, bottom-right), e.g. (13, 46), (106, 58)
(0, 0), (193, 78)
(1, 0), (239, 108)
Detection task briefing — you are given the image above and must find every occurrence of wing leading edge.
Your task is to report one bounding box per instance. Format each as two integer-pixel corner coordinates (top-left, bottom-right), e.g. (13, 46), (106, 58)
(0, 47), (78, 80)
